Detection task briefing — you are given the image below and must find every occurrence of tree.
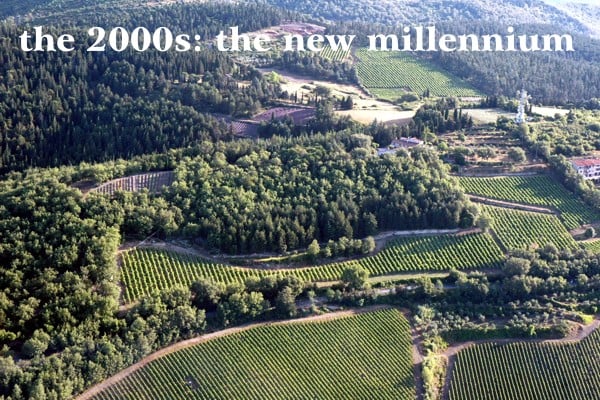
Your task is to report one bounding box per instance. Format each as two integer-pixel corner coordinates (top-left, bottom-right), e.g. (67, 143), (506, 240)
(361, 236), (376, 254)
(21, 330), (50, 359)
(275, 287), (297, 318)
(307, 239), (320, 262)
(191, 280), (224, 312)
(503, 257), (531, 277)
(341, 265), (370, 291)
(507, 147), (526, 163)
(477, 213), (492, 232)
(475, 146), (496, 160)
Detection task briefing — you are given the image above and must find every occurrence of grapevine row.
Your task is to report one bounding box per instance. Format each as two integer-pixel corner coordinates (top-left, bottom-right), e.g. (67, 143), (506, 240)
(449, 328), (600, 399)
(459, 175), (600, 230)
(320, 45), (351, 62)
(482, 205), (578, 251)
(120, 233), (504, 302)
(355, 49), (480, 97)
(92, 309), (415, 400)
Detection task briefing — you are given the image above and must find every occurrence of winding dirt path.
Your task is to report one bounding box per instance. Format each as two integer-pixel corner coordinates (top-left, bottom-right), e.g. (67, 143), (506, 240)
(75, 305), (391, 400)
(439, 317), (600, 400)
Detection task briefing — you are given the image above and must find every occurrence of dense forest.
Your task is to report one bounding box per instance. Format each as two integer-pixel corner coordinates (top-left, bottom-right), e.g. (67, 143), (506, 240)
(428, 22), (600, 105)
(0, 3), (292, 172)
(166, 135), (476, 253)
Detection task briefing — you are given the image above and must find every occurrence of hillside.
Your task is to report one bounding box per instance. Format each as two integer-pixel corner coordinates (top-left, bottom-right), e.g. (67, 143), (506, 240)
(262, 0), (590, 35)
(543, 0), (600, 38)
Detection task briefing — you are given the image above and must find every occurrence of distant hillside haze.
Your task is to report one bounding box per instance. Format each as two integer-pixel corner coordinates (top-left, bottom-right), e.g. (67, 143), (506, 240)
(261, 0), (591, 35)
(542, 0), (600, 37)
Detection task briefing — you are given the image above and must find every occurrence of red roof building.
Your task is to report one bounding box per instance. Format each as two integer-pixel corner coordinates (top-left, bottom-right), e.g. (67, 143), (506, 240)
(571, 158), (600, 180)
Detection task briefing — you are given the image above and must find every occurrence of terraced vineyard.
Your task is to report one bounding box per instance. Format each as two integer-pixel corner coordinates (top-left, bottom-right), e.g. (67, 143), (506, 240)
(121, 233), (503, 302)
(482, 205), (578, 251)
(355, 49), (480, 99)
(91, 309), (415, 400)
(448, 328), (600, 400)
(459, 175), (600, 229)
(91, 171), (175, 196)
(320, 45), (351, 61)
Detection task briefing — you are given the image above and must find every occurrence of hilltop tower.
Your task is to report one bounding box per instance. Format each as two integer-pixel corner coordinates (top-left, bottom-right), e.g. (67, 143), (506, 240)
(515, 89), (530, 124)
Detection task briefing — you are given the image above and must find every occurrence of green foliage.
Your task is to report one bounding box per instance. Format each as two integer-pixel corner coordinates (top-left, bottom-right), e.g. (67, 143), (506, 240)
(449, 328), (600, 400)
(0, 174), (121, 352)
(431, 22), (600, 105)
(502, 257), (531, 277)
(262, 0), (587, 33)
(0, 2), (287, 172)
(91, 309), (415, 400)
(507, 147), (526, 163)
(275, 286), (297, 318)
(307, 239), (320, 262)
(459, 175), (600, 230)
(169, 139), (474, 254)
(422, 355), (446, 400)
(341, 264), (370, 291)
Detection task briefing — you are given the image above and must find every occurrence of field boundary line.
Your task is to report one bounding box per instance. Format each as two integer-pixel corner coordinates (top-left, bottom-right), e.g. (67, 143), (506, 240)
(468, 194), (557, 215)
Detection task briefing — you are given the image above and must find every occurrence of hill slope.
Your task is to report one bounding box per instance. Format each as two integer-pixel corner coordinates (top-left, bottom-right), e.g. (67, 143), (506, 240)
(262, 0), (590, 35)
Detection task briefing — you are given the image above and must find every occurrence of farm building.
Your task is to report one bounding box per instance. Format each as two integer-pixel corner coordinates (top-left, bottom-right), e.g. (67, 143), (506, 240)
(571, 158), (600, 180)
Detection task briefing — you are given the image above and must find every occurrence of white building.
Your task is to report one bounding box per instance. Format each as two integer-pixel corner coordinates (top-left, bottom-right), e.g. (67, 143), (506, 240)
(378, 137), (424, 156)
(571, 158), (600, 180)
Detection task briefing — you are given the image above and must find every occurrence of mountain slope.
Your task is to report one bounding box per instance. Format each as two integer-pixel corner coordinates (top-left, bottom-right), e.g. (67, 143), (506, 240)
(543, 0), (600, 37)
(260, 0), (590, 35)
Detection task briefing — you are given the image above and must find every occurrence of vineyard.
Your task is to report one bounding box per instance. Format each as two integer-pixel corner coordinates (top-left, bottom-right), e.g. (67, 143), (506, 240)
(229, 120), (258, 137)
(582, 240), (600, 253)
(482, 205), (578, 251)
(459, 175), (600, 230)
(354, 49), (480, 99)
(90, 171), (175, 196)
(91, 309), (415, 400)
(120, 233), (503, 302)
(448, 328), (600, 399)
(320, 44), (351, 62)
(252, 107), (315, 123)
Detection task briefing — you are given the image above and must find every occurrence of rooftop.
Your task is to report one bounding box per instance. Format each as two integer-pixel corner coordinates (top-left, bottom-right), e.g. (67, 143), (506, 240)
(571, 158), (600, 168)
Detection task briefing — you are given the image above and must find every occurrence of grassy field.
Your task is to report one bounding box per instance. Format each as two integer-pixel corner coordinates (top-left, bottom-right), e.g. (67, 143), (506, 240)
(482, 205), (578, 251)
(91, 309), (415, 400)
(459, 175), (600, 230)
(355, 49), (480, 100)
(448, 328), (600, 400)
(121, 233), (504, 302)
